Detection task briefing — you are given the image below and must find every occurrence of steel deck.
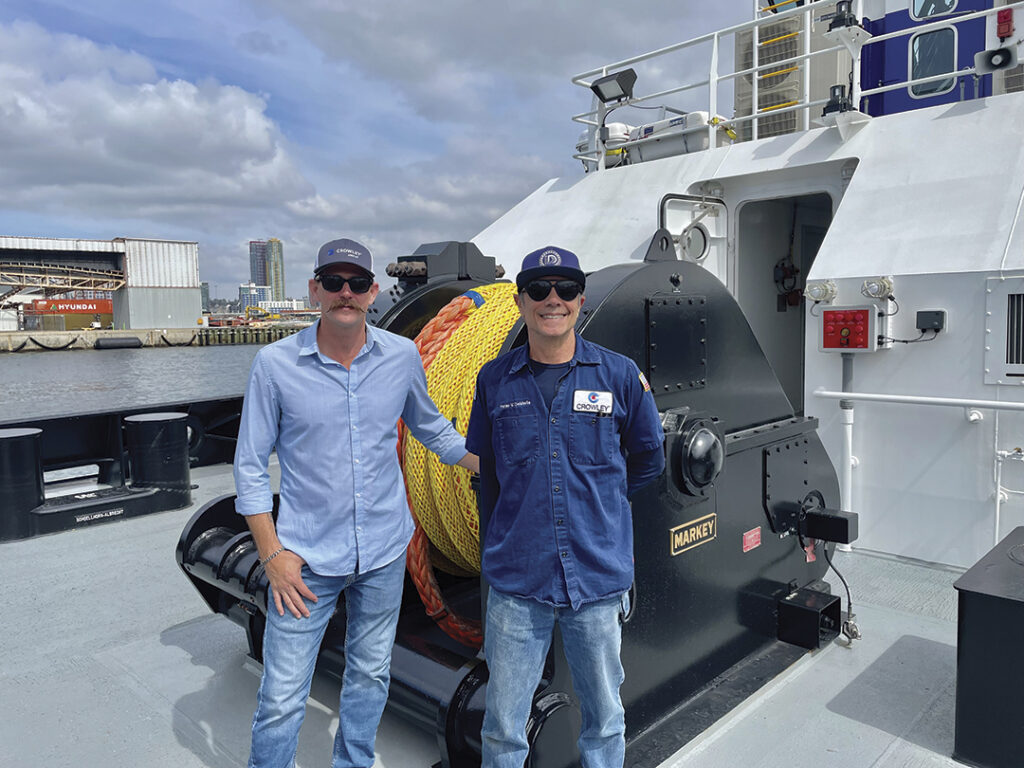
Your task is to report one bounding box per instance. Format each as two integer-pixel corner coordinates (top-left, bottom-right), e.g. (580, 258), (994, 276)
(0, 463), (965, 768)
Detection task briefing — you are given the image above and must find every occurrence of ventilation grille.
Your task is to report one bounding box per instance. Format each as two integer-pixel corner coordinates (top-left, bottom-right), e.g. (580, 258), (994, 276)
(738, 20), (801, 91)
(738, 84), (800, 141)
(1007, 293), (1024, 364)
(1003, 63), (1024, 94)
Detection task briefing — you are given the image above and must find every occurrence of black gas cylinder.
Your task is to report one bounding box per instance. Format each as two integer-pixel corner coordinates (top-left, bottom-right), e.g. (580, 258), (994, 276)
(124, 412), (191, 508)
(0, 427), (45, 541)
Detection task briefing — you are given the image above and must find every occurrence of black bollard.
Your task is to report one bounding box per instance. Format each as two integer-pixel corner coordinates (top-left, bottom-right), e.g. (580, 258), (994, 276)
(124, 412), (192, 510)
(0, 428), (45, 541)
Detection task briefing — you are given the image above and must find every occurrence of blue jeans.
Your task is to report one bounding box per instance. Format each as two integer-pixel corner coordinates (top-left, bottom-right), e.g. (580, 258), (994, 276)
(248, 554), (406, 768)
(481, 589), (629, 768)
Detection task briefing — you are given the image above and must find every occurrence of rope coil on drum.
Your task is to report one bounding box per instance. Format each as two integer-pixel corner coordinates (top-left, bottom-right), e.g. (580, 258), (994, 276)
(399, 283), (520, 648)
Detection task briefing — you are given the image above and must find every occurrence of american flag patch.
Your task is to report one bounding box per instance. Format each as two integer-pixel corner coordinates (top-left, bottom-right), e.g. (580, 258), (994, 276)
(639, 372), (651, 392)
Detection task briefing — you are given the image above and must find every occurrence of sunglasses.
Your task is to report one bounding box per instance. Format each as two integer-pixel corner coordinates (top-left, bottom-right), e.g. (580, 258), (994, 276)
(521, 279), (583, 302)
(316, 273), (373, 294)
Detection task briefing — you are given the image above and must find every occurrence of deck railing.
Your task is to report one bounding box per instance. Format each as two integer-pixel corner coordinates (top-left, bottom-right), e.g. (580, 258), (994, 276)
(572, 0), (1024, 170)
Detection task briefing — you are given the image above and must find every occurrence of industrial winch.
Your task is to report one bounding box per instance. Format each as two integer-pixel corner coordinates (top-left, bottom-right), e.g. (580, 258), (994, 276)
(177, 234), (856, 768)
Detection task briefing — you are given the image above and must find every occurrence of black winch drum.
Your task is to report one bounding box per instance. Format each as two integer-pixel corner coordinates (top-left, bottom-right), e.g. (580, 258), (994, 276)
(124, 412), (192, 508)
(0, 427), (45, 540)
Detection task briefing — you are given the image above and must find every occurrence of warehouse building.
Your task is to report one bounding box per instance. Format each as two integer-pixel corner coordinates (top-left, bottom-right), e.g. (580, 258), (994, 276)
(0, 236), (202, 329)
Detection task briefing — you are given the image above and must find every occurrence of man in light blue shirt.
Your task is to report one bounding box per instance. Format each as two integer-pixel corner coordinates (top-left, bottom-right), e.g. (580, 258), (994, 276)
(234, 237), (478, 768)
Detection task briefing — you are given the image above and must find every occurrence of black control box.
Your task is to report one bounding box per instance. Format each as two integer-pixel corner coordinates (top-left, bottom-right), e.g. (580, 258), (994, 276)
(916, 310), (946, 331)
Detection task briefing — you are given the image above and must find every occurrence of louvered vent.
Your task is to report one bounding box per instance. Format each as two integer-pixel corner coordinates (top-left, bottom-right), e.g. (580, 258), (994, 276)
(1007, 293), (1024, 365)
(1003, 63), (1024, 94)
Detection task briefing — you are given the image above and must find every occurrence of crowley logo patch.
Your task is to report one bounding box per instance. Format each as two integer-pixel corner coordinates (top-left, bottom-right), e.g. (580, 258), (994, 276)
(573, 390), (612, 415)
(670, 513), (717, 556)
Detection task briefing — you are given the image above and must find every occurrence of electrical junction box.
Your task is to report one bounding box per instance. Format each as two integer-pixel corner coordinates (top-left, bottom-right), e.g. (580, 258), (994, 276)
(916, 310), (946, 332)
(819, 305), (877, 352)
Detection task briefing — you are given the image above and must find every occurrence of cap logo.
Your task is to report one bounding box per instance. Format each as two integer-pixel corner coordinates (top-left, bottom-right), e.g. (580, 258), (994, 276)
(538, 250), (562, 267)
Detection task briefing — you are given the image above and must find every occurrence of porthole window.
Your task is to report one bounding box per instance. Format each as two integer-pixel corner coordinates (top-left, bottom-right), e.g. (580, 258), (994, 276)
(909, 28), (957, 98)
(911, 0), (957, 20)
(681, 223), (709, 262)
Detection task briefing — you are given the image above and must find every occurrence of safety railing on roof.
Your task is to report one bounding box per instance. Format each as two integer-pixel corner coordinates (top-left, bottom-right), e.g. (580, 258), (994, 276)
(572, 0), (1024, 171)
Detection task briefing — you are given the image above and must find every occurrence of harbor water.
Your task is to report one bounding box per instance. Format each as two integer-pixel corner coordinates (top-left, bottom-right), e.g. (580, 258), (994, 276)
(0, 345), (263, 422)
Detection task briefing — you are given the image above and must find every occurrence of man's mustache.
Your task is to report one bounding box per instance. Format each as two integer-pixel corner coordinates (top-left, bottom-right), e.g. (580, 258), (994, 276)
(328, 300), (366, 313)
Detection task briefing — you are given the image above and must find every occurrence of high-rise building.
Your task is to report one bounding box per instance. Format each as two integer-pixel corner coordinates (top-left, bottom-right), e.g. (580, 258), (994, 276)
(266, 238), (285, 301)
(239, 282), (271, 307)
(249, 241), (268, 286)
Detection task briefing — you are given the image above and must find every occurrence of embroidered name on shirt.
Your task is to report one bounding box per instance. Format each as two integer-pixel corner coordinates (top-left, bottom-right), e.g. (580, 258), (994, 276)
(498, 400), (532, 410)
(573, 390), (613, 415)
(670, 513), (717, 556)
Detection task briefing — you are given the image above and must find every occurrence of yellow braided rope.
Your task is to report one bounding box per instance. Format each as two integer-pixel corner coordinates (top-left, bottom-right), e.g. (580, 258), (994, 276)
(402, 283), (520, 573)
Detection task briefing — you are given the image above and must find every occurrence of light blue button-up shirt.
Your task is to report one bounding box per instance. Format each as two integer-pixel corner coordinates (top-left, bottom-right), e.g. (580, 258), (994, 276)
(234, 321), (468, 576)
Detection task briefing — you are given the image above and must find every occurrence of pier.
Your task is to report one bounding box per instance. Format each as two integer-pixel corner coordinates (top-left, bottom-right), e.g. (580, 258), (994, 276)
(0, 325), (306, 352)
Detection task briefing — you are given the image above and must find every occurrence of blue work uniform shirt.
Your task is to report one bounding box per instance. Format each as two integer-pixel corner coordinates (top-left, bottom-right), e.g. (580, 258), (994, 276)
(466, 335), (665, 609)
(233, 321), (468, 576)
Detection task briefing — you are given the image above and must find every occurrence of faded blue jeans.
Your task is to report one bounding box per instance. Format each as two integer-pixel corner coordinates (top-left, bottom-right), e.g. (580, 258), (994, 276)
(481, 589), (629, 768)
(248, 553), (406, 768)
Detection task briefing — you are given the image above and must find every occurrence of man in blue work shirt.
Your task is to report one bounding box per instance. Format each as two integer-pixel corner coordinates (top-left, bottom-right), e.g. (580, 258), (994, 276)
(234, 237), (479, 768)
(466, 246), (665, 768)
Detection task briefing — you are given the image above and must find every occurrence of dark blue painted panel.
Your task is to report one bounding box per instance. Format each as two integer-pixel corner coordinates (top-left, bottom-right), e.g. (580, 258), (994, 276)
(859, 2), (992, 116)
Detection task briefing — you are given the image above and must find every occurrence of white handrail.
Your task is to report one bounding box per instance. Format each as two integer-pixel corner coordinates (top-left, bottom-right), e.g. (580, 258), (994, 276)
(813, 389), (1024, 412)
(571, 0), (1024, 168)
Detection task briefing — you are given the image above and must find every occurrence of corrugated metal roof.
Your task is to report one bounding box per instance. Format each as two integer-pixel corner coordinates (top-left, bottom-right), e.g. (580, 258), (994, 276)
(0, 236), (126, 252)
(0, 236), (201, 289)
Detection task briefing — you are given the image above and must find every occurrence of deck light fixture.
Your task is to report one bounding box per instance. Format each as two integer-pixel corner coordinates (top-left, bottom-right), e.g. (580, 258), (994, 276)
(590, 69), (638, 103)
(805, 280), (837, 303)
(829, 0), (858, 30)
(823, 84), (853, 116)
(861, 276), (894, 300)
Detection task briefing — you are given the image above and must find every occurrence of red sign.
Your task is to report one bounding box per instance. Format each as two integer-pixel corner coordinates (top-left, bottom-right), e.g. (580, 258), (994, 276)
(32, 299), (113, 314)
(742, 527), (762, 553)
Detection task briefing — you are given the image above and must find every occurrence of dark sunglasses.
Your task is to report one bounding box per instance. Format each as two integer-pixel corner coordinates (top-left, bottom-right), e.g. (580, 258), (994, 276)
(316, 273), (373, 294)
(521, 279), (583, 302)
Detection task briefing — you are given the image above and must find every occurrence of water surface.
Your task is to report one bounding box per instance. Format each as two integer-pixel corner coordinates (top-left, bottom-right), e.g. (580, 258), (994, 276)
(0, 345), (262, 421)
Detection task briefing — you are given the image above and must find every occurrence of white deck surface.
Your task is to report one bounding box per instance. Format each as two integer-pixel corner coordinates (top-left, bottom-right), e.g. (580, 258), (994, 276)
(0, 464), (969, 768)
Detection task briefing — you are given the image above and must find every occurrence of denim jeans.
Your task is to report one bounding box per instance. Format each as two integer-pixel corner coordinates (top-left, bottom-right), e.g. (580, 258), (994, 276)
(248, 553), (406, 768)
(480, 589), (628, 768)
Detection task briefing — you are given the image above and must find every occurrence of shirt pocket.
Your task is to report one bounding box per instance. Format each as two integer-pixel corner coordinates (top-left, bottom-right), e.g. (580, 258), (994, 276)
(568, 413), (616, 465)
(496, 413), (540, 466)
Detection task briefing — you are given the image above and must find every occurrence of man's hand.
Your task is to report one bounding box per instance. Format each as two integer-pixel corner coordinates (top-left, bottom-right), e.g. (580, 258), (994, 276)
(265, 550), (319, 618)
(244, 511), (318, 618)
(457, 451), (480, 474)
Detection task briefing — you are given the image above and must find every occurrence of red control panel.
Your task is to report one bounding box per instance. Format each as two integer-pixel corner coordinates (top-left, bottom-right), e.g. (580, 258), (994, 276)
(820, 306), (877, 352)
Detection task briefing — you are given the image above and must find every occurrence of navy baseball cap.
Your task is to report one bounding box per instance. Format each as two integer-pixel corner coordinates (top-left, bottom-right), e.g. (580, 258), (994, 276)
(516, 246), (586, 292)
(314, 238), (374, 278)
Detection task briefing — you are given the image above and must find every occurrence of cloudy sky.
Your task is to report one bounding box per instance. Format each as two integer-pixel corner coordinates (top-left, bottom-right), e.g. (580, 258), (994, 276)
(0, 0), (748, 298)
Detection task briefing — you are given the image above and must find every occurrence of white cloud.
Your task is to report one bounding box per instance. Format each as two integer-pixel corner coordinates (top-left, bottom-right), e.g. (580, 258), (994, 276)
(247, 0), (744, 121)
(0, 3), (750, 298)
(0, 20), (312, 224)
